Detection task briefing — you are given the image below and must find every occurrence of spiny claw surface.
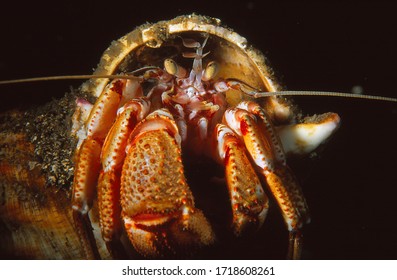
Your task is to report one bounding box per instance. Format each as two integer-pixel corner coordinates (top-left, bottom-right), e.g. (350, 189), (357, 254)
(72, 139), (102, 214)
(224, 101), (310, 231)
(215, 124), (269, 235)
(98, 99), (149, 243)
(65, 17), (343, 259)
(120, 110), (214, 257)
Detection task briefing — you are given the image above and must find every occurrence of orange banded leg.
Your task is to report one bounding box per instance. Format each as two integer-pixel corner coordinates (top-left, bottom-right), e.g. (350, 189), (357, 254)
(72, 78), (126, 213)
(97, 99), (150, 258)
(71, 79), (143, 258)
(247, 103), (340, 258)
(214, 124), (269, 235)
(71, 138), (102, 259)
(224, 101), (309, 259)
(71, 81), (122, 259)
(120, 109), (214, 257)
(237, 101), (310, 223)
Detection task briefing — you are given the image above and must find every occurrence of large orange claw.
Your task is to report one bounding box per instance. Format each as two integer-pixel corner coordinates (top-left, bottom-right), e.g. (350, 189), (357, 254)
(121, 109), (215, 257)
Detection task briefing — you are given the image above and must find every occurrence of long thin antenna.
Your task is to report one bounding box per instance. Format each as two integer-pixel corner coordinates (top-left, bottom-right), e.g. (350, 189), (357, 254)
(226, 78), (397, 102)
(252, 90), (397, 102)
(0, 74), (141, 85)
(255, 91), (397, 102)
(0, 75), (396, 103)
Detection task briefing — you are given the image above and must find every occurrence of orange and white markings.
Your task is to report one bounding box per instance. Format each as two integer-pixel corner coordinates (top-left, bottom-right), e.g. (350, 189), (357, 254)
(101, 99), (150, 172)
(66, 15), (343, 259)
(72, 138), (102, 214)
(224, 107), (275, 171)
(120, 109), (214, 256)
(214, 124), (269, 235)
(223, 101), (310, 232)
(98, 98), (150, 242)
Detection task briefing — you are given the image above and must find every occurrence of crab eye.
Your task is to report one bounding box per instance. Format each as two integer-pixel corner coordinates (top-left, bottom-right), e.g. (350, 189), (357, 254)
(164, 59), (178, 75)
(164, 58), (187, 78)
(203, 61), (219, 81)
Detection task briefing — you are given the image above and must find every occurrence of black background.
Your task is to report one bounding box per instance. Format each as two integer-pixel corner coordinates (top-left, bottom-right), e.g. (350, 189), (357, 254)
(0, 1), (396, 259)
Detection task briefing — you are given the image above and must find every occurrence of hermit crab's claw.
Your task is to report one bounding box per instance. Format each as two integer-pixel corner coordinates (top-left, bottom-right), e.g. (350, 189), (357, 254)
(124, 207), (214, 257)
(120, 109), (214, 257)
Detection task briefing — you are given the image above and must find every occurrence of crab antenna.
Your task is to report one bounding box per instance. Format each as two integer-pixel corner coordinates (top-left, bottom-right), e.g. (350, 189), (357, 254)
(201, 34), (209, 49)
(254, 91), (397, 103)
(0, 75), (396, 103)
(226, 78), (397, 102)
(0, 74), (143, 85)
(0, 66), (164, 86)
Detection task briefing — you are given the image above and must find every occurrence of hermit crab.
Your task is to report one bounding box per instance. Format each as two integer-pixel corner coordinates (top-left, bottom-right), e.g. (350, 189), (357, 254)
(1, 14), (395, 260)
(68, 14), (342, 259)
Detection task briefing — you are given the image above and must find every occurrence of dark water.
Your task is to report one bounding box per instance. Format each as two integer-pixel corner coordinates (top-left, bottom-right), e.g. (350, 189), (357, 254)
(0, 2), (396, 260)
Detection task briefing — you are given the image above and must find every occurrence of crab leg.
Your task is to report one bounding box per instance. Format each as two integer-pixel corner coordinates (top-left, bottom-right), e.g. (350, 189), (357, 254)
(71, 81), (123, 258)
(120, 109), (214, 257)
(214, 79), (297, 123)
(97, 99), (150, 257)
(214, 124), (269, 235)
(71, 78), (143, 259)
(71, 138), (102, 259)
(224, 101), (310, 259)
(72, 79), (124, 209)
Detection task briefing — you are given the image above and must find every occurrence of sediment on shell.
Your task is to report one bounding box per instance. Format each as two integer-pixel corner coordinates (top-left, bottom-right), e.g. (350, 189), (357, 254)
(0, 93), (90, 259)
